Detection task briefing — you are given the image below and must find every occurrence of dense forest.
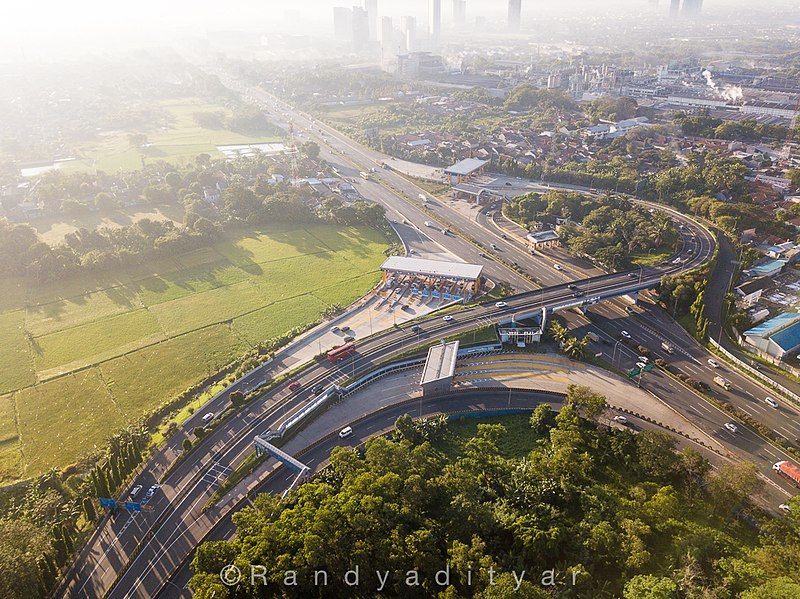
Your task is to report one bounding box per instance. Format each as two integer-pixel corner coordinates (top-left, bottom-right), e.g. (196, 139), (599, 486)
(188, 386), (800, 598)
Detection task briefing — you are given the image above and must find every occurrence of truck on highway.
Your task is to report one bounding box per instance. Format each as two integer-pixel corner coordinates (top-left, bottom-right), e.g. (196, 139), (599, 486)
(713, 376), (731, 390)
(773, 460), (800, 487)
(359, 171), (371, 181)
(661, 341), (675, 354)
(418, 193), (426, 201)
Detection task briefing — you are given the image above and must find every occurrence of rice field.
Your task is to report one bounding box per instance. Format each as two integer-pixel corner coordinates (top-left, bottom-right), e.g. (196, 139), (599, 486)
(0, 224), (387, 482)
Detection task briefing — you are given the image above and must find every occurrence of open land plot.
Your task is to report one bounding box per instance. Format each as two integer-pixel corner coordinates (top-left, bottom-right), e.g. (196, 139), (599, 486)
(0, 224), (387, 480)
(62, 97), (281, 174)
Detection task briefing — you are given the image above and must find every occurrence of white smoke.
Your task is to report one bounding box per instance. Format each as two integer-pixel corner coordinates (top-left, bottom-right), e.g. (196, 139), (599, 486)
(702, 68), (744, 103)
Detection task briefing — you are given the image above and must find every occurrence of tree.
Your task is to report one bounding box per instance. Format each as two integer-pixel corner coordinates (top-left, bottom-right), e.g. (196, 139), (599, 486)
(301, 141), (320, 159)
(623, 574), (678, 599)
(565, 384), (606, 420)
(0, 518), (51, 599)
(707, 461), (762, 515)
(549, 320), (568, 345)
(740, 577), (800, 599)
(635, 430), (679, 479)
(562, 335), (589, 360)
(182, 438), (193, 452)
(229, 390), (245, 407)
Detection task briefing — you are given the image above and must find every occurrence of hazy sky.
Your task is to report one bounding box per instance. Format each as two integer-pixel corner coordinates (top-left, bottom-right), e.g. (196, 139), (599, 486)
(0, 0), (797, 59)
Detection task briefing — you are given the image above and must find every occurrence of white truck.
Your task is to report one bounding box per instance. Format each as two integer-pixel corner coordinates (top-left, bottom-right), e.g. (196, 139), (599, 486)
(661, 342), (674, 354)
(713, 376), (731, 390)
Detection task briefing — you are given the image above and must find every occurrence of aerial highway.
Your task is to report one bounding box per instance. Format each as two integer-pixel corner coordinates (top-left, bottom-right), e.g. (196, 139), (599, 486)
(57, 75), (800, 599)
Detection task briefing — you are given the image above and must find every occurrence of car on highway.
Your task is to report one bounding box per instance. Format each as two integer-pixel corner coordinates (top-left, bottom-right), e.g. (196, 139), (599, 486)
(627, 272), (638, 278)
(411, 325), (422, 333)
(343, 335), (355, 343)
(313, 384), (325, 395)
(330, 326), (340, 333)
(613, 415), (628, 424)
(572, 291), (584, 298)
(424, 221), (433, 227)
(490, 243), (498, 250)
(620, 330), (632, 339)
(408, 249), (417, 254)
(779, 503), (791, 513)
(638, 355), (649, 363)
(553, 263), (563, 271)
(145, 484), (160, 499)
(442, 315), (454, 322)
(568, 284), (578, 290)
(765, 397), (779, 408)
(342, 325), (351, 331)
(288, 382), (301, 392)
(338, 426), (353, 439)
(724, 422), (739, 434)
(707, 359), (720, 368)
(495, 301), (507, 308)
(201, 412), (215, 423)
(130, 485), (142, 498)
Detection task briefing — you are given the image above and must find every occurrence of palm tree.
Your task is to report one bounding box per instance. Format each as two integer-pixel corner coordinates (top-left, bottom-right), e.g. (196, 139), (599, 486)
(549, 321), (568, 345)
(563, 335), (589, 360)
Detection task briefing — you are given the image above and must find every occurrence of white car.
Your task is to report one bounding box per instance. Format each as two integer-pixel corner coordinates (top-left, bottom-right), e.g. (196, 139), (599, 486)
(130, 485), (142, 498)
(765, 397), (779, 408)
(637, 356), (649, 363)
(145, 484), (160, 499)
(724, 422), (738, 434)
(338, 426), (353, 439)
(707, 359), (720, 368)
(495, 301), (507, 308)
(620, 330), (632, 339)
(202, 412), (215, 423)
(613, 415), (628, 424)
(553, 264), (563, 271)
(779, 503), (791, 513)
(442, 315), (454, 322)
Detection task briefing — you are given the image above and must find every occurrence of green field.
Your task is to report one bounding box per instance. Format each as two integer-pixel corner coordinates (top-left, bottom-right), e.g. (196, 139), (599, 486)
(0, 224), (387, 482)
(63, 97), (281, 173)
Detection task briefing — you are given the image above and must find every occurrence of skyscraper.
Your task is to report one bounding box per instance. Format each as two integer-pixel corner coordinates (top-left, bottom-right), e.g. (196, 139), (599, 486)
(508, 0), (521, 32)
(351, 6), (370, 49)
(669, 0), (681, 18)
(400, 15), (417, 52)
(429, 0), (441, 42)
(380, 16), (398, 67)
(364, 0), (378, 41)
(453, 0), (466, 27)
(682, 0), (703, 16)
(333, 7), (353, 41)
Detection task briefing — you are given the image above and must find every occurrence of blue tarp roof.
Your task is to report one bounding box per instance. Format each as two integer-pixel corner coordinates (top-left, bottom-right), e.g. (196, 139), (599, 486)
(748, 259), (787, 275)
(745, 312), (800, 338)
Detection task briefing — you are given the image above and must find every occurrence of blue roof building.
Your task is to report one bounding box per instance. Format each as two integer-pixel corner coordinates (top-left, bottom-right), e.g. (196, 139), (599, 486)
(745, 259), (787, 278)
(744, 312), (800, 360)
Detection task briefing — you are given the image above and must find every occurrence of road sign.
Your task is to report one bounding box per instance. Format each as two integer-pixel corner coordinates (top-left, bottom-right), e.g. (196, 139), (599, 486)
(124, 502), (142, 512)
(99, 497), (117, 509)
(643, 363), (656, 372)
(628, 368), (640, 378)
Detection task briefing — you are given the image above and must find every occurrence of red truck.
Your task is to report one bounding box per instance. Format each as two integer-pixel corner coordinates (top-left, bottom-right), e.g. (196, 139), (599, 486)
(773, 461), (800, 487)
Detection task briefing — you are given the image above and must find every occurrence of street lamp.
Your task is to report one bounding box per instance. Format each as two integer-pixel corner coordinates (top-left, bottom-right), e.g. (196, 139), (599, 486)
(612, 338), (623, 368)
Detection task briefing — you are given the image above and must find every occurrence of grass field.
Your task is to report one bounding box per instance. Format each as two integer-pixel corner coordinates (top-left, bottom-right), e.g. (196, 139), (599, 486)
(0, 224), (387, 482)
(63, 97), (281, 174)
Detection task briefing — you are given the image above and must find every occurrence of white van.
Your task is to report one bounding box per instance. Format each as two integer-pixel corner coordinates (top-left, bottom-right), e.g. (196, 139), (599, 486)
(338, 426), (353, 439)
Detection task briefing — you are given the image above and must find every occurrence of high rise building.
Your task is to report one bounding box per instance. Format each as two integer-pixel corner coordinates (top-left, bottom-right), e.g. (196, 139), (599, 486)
(669, 0), (681, 18)
(400, 15), (417, 52)
(429, 0), (441, 42)
(508, 0), (522, 32)
(682, 0), (703, 16)
(380, 16), (399, 67)
(351, 6), (370, 48)
(364, 0), (378, 41)
(452, 0), (466, 27)
(333, 7), (353, 41)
